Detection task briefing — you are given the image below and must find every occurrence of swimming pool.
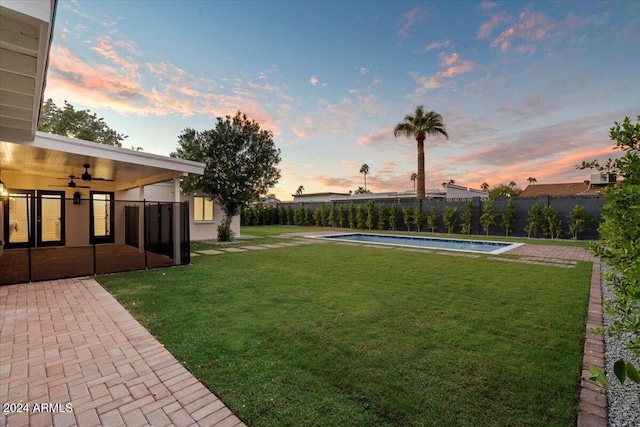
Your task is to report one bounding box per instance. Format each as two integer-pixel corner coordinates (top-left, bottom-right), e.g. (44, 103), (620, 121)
(313, 233), (522, 254)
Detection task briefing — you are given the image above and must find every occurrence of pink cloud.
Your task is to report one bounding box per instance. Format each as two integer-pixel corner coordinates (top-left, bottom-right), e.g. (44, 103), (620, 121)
(414, 52), (476, 92)
(477, 12), (507, 39)
(480, 1), (497, 10)
(398, 5), (424, 38)
(46, 31), (288, 137)
(310, 75), (319, 86)
(423, 40), (451, 52)
(479, 10), (561, 54)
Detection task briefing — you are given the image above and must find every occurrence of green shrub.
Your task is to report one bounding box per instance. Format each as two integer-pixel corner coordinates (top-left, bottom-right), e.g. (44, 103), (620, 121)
(365, 201), (375, 230)
(348, 204), (356, 229)
(524, 203), (542, 238)
(388, 205), (397, 230)
(377, 204), (389, 230)
(337, 205), (345, 228)
(356, 205), (366, 229)
(460, 202), (473, 234)
(402, 207), (413, 231)
(443, 205), (457, 234)
(217, 224), (234, 242)
(413, 206), (424, 232)
(542, 205), (561, 239)
(568, 205), (586, 240)
(427, 206), (438, 233)
(328, 206), (337, 228)
(501, 199), (517, 237)
(480, 199), (495, 236)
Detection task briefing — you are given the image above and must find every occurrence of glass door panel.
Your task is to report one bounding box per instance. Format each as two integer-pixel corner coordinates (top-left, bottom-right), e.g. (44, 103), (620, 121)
(4, 191), (35, 248)
(90, 191), (114, 244)
(37, 191), (65, 246)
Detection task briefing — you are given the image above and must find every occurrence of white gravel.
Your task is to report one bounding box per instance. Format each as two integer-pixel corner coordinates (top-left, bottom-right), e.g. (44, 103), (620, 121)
(601, 265), (640, 427)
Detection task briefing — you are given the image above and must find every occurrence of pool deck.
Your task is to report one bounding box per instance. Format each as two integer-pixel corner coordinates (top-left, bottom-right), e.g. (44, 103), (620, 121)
(1, 235), (605, 427)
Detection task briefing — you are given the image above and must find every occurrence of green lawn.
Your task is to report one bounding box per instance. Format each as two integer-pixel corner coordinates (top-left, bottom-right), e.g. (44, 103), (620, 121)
(100, 234), (591, 426)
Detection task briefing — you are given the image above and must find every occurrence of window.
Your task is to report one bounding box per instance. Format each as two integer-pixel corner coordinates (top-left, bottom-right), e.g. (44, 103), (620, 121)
(194, 196), (214, 221)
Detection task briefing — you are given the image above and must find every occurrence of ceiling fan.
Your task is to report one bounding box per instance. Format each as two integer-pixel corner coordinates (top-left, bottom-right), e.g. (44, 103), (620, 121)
(50, 175), (90, 189)
(81, 163), (113, 182)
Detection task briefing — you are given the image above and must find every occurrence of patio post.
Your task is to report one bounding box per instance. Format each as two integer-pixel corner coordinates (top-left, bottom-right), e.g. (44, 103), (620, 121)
(172, 177), (181, 265)
(26, 194), (32, 283)
(138, 186), (145, 253)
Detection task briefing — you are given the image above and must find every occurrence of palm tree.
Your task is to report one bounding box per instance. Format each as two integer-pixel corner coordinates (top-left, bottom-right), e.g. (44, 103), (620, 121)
(481, 182), (490, 192)
(410, 172), (417, 191)
(394, 106), (448, 199)
(527, 177), (537, 185)
(360, 164), (370, 191)
(296, 185), (304, 195)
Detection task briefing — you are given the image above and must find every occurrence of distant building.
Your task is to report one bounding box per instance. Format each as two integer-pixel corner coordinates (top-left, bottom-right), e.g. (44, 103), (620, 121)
(290, 184), (488, 203)
(520, 174), (616, 197)
(444, 183), (489, 199)
(292, 192), (350, 202)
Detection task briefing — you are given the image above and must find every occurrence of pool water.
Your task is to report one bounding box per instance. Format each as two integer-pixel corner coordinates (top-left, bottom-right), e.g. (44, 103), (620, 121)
(313, 233), (522, 254)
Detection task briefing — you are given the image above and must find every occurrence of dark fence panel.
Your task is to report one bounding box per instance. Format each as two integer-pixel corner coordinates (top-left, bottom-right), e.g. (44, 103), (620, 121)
(248, 194), (604, 240)
(0, 198), (190, 286)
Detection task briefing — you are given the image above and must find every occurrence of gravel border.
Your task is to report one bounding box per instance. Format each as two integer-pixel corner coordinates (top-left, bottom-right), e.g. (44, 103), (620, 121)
(601, 265), (640, 427)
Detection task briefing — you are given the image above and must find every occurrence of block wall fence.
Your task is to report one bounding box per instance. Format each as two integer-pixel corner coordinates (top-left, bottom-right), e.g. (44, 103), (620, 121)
(244, 195), (605, 240)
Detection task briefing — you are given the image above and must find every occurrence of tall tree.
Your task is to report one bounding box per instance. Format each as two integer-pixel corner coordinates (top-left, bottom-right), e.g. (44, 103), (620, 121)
(172, 111), (281, 240)
(481, 182), (490, 192)
(527, 177), (537, 185)
(360, 164), (370, 191)
(38, 99), (127, 146)
(296, 185), (305, 195)
(394, 106), (448, 199)
(410, 172), (417, 191)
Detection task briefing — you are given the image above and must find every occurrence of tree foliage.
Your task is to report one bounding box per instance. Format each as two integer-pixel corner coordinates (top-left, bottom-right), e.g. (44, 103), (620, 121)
(442, 205), (457, 234)
(488, 182), (522, 199)
(567, 205), (586, 240)
(172, 112), (281, 240)
(460, 202), (473, 235)
(427, 206), (438, 233)
(524, 203), (543, 238)
(501, 199), (517, 237)
(38, 99), (127, 146)
(402, 208), (413, 231)
(480, 199), (496, 235)
(583, 116), (640, 397)
(394, 106), (448, 199)
(541, 205), (561, 239)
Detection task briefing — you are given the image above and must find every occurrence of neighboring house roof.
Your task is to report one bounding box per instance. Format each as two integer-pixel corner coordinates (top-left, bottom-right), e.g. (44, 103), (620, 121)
(292, 192), (350, 198)
(520, 182), (602, 197)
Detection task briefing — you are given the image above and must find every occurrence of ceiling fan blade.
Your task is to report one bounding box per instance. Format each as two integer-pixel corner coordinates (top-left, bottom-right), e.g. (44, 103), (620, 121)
(91, 177), (114, 181)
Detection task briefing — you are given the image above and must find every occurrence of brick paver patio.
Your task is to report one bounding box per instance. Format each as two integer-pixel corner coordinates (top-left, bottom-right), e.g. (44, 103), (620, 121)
(0, 277), (246, 427)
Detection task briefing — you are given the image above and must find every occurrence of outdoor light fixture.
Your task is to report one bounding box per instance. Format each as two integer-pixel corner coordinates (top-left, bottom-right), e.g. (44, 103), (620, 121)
(73, 191), (81, 205)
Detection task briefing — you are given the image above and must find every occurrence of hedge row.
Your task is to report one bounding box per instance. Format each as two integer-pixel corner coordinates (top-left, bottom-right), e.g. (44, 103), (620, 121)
(242, 200), (600, 240)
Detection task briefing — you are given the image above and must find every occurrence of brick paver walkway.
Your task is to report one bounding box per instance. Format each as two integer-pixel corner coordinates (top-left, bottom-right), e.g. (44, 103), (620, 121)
(0, 277), (246, 427)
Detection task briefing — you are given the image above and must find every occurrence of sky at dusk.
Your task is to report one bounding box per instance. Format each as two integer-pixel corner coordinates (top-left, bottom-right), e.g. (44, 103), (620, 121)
(43, 0), (640, 200)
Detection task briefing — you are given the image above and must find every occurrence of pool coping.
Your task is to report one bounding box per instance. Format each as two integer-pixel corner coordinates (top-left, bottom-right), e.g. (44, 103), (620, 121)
(310, 232), (524, 255)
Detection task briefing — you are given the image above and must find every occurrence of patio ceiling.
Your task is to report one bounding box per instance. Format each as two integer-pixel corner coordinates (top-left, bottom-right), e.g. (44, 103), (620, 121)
(0, 0), (56, 143)
(1, 132), (205, 191)
(0, 0), (205, 193)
